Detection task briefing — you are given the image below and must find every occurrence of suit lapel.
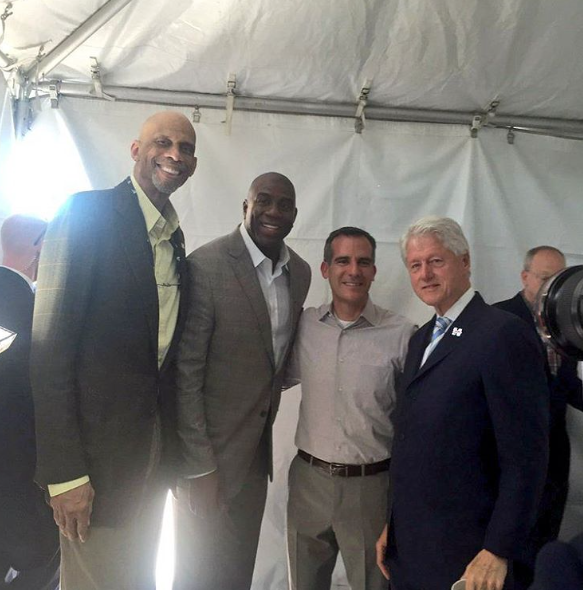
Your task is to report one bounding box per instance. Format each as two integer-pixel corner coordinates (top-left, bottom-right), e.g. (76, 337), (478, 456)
(280, 251), (308, 366)
(113, 178), (159, 362)
(227, 229), (275, 368)
(402, 321), (432, 389)
(406, 293), (486, 387)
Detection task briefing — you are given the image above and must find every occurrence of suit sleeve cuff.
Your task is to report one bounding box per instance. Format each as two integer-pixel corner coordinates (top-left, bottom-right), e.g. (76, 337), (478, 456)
(48, 475), (90, 497)
(184, 469), (217, 479)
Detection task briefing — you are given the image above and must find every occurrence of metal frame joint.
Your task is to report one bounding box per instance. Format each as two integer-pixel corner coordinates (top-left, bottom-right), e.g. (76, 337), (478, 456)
(48, 79), (60, 108)
(224, 73), (236, 135)
(354, 78), (372, 134)
(89, 56), (114, 100)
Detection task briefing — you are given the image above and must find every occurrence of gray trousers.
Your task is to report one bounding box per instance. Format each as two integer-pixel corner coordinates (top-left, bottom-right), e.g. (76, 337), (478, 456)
(173, 438), (268, 590)
(287, 454), (389, 590)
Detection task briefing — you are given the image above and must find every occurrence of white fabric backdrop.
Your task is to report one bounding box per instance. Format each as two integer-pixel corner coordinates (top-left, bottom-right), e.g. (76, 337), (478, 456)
(1, 95), (582, 588)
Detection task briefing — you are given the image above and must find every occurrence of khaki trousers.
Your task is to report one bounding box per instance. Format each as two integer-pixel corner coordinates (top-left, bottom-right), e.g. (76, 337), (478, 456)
(59, 485), (167, 590)
(59, 416), (167, 590)
(287, 454), (389, 590)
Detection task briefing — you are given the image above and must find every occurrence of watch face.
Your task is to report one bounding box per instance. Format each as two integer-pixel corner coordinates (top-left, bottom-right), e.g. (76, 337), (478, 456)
(536, 265), (583, 360)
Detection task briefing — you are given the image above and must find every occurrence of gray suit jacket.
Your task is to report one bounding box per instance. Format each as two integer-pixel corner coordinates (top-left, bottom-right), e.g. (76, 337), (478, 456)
(175, 227), (311, 499)
(31, 179), (187, 525)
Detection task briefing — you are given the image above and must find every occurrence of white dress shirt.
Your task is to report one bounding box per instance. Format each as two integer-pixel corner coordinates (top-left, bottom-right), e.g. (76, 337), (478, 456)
(239, 223), (291, 370)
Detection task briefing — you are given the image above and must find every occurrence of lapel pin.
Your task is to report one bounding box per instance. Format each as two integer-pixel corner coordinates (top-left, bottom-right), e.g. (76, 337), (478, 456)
(452, 327), (462, 337)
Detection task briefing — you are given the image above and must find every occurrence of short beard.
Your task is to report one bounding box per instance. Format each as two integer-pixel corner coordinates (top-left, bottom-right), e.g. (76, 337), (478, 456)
(152, 170), (183, 195)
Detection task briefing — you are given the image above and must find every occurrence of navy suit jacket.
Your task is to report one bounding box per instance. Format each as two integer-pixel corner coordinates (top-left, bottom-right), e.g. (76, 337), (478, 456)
(529, 532), (583, 590)
(387, 293), (549, 590)
(0, 267), (58, 569)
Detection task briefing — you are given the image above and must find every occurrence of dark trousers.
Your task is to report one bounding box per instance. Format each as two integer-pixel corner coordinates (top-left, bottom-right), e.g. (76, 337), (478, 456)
(174, 440), (268, 590)
(1, 551), (59, 590)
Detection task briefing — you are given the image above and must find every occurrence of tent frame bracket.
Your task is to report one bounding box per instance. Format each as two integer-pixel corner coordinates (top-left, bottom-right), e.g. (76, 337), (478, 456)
(224, 73), (236, 135)
(90, 57), (115, 101)
(354, 79), (372, 134)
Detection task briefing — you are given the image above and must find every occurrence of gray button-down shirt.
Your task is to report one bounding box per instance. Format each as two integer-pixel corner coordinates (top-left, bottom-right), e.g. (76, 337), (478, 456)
(287, 298), (416, 464)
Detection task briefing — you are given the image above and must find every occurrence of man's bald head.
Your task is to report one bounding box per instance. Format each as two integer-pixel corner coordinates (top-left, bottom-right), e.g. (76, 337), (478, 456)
(137, 111), (196, 144)
(243, 172), (297, 263)
(248, 172), (295, 200)
(1, 214), (47, 279)
(131, 111), (198, 210)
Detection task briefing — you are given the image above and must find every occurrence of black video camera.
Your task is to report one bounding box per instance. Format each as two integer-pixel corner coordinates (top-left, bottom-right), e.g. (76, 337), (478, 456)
(536, 266), (583, 360)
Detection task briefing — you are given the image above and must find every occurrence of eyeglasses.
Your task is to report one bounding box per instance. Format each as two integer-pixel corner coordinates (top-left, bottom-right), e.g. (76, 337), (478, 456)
(526, 270), (556, 282)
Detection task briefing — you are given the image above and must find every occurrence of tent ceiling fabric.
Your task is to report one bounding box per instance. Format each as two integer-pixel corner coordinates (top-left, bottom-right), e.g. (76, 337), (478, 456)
(3, 0), (583, 122)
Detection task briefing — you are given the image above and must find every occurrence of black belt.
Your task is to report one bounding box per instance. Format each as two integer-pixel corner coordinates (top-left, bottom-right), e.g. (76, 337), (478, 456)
(298, 449), (390, 477)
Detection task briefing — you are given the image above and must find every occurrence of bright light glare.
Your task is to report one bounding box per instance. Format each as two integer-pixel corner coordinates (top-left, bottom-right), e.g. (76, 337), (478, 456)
(156, 492), (175, 589)
(1, 115), (91, 220)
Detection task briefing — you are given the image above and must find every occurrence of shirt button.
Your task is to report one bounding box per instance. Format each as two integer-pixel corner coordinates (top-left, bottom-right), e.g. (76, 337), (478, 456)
(338, 387), (343, 392)
(339, 358), (344, 363)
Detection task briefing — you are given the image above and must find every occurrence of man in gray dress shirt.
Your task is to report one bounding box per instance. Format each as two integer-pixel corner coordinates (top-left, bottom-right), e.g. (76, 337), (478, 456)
(286, 226), (415, 590)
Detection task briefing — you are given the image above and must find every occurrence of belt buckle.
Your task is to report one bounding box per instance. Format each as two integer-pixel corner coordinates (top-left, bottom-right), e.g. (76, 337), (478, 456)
(329, 463), (348, 477)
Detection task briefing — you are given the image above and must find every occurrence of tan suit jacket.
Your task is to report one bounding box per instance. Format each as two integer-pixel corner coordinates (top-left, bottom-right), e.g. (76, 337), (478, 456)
(175, 227), (311, 499)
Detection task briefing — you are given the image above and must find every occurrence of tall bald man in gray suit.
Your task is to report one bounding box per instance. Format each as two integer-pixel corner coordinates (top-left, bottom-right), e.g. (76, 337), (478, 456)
(174, 172), (311, 590)
(31, 111), (198, 589)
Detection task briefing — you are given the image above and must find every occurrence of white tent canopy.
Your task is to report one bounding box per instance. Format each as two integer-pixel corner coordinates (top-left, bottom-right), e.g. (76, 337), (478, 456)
(1, 2), (583, 589)
(3, 0), (583, 135)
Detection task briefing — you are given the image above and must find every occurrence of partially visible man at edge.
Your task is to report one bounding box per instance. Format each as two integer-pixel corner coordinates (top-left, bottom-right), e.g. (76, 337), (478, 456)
(173, 172), (311, 590)
(0, 215), (59, 589)
(376, 216), (549, 590)
(31, 111), (198, 589)
(495, 245), (583, 588)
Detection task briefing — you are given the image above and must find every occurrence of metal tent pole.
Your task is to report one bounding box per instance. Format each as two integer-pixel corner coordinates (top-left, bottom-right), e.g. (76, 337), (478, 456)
(24, 0), (135, 79)
(35, 81), (583, 138)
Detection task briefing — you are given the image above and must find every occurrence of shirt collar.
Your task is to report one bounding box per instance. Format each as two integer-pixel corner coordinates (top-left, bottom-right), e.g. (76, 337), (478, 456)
(319, 296), (377, 327)
(438, 287), (475, 321)
(131, 175), (179, 238)
(239, 223), (290, 273)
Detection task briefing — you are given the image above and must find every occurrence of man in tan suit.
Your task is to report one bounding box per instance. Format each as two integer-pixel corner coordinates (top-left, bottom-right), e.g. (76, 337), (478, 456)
(174, 172), (311, 590)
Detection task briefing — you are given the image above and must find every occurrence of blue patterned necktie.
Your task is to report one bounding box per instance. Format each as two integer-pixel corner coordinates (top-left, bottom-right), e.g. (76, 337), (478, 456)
(431, 316), (452, 342)
(420, 316), (452, 367)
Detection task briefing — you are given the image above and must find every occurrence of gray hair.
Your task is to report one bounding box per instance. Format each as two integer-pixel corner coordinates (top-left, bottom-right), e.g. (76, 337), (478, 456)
(400, 216), (469, 263)
(523, 245), (565, 271)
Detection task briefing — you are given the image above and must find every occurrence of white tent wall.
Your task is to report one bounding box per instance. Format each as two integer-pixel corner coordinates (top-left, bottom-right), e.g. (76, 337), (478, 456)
(1, 96), (582, 587)
(0, 85), (15, 227)
(4, 0), (583, 124)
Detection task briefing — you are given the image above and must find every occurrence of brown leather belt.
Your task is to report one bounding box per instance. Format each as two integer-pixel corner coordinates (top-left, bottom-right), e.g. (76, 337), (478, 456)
(298, 449), (390, 477)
